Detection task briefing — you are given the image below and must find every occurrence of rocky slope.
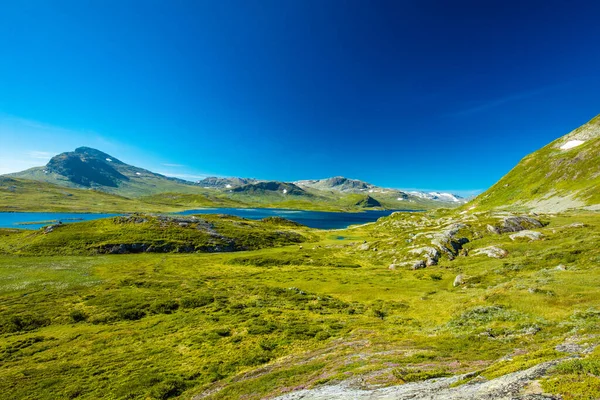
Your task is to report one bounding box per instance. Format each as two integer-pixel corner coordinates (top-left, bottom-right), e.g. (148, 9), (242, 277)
(231, 181), (310, 197)
(196, 177), (258, 188)
(295, 176), (375, 193)
(471, 114), (600, 212)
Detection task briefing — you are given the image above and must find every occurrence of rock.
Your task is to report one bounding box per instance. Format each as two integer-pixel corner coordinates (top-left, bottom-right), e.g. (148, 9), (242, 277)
(487, 216), (544, 234)
(43, 223), (61, 234)
(509, 230), (544, 241)
(409, 247), (440, 266)
(411, 260), (426, 270)
(566, 222), (585, 228)
(358, 243), (370, 251)
(388, 264), (397, 270)
(178, 222), (189, 227)
(487, 224), (500, 234)
(555, 342), (584, 355)
(272, 358), (564, 400)
(555, 264), (567, 271)
(522, 325), (541, 335)
(472, 246), (508, 259)
(453, 274), (464, 287)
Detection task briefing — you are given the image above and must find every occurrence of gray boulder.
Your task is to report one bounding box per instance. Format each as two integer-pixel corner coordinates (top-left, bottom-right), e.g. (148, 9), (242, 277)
(472, 246), (508, 259)
(509, 230), (544, 241)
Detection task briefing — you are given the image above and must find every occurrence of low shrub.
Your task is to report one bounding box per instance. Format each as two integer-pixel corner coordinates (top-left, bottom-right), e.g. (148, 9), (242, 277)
(1, 313), (51, 333)
(150, 300), (179, 314)
(69, 309), (88, 323)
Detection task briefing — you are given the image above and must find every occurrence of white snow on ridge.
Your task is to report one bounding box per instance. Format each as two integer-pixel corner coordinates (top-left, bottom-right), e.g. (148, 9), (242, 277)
(409, 191), (463, 203)
(560, 140), (585, 150)
(283, 189), (288, 194)
(106, 158), (112, 162)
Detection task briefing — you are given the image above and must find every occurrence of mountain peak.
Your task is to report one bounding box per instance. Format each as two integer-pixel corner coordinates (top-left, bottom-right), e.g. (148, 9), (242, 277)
(73, 147), (120, 162)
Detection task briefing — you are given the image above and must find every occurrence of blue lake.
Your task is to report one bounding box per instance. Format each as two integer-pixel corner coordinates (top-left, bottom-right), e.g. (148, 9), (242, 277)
(0, 208), (412, 230)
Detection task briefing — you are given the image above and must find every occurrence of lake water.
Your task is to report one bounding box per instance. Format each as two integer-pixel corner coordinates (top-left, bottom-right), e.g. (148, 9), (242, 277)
(0, 208), (410, 230)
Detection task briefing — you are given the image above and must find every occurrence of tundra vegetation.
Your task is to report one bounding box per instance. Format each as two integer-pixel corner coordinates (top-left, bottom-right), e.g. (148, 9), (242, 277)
(0, 208), (598, 399)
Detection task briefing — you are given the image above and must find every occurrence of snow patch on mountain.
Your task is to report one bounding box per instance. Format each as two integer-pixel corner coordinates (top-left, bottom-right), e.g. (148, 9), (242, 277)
(560, 140), (585, 150)
(409, 191), (465, 203)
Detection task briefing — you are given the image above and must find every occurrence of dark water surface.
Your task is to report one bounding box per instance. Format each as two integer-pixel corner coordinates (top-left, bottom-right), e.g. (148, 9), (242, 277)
(0, 208), (415, 230)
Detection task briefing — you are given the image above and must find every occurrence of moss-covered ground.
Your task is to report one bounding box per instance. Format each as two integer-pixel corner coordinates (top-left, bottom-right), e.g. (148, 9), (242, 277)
(0, 210), (599, 399)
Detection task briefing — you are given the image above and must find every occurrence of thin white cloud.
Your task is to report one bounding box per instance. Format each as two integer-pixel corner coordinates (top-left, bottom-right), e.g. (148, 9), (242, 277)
(157, 171), (209, 181)
(162, 163), (184, 167)
(27, 151), (53, 160)
(448, 83), (567, 117)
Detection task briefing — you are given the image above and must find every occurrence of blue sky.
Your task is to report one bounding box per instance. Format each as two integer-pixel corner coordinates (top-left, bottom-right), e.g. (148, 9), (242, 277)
(1, 0), (600, 195)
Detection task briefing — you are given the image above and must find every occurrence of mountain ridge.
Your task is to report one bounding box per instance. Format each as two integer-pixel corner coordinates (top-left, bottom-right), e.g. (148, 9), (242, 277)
(471, 114), (600, 212)
(4, 147), (465, 209)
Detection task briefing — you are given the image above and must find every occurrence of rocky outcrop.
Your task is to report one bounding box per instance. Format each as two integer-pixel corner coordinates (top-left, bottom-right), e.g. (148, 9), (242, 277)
(409, 247), (441, 266)
(509, 230), (544, 241)
(453, 274), (464, 287)
(430, 223), (469, 261)
(488, 216), (544, 234)
(472, 246), (508, 259)
(273, 359), (563, 400)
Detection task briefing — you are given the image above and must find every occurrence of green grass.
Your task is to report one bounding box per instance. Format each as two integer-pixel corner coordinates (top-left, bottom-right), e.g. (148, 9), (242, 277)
(0, 209), (598, 399)
(0, 214), (315, 256)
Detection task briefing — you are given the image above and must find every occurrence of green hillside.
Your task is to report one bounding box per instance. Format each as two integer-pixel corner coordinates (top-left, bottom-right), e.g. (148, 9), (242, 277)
(0, 214), (314, 256)
(0, 177), (175, 213)
(472, 114), (600, 212)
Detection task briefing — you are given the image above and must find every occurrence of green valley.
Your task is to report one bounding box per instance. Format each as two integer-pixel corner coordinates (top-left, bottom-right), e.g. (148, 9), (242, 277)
(0, 115), (599, 399)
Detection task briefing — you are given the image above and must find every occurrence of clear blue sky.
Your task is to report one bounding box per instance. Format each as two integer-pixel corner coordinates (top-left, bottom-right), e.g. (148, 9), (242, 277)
(1, 0), (600, 195)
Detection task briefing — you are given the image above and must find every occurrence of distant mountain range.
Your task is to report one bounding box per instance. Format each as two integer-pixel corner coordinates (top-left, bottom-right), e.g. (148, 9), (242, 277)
(4, 146), (466, 211)
(3, 114), (600, 214)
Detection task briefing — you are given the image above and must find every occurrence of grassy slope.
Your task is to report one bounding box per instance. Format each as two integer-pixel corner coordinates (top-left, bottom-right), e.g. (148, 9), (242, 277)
(0, 209), (598, 399)
(471, 114), (600, 211)
(0, 214), (315, 256)
(0, 177), (182, 213)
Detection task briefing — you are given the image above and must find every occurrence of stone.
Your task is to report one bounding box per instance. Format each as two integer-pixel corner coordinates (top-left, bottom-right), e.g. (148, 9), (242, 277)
(411, 260), (426, 270)
(509, 230), (544, 241)
(487, 224), (500, 234)
(472, 246), (508, 259)
(453, 274), (464, 287)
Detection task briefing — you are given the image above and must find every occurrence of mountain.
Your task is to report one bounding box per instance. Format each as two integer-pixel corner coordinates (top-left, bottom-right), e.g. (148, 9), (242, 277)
(471, 114), (600, 212)
(295, 176), (374, 193)
(4, 147), (465, 211)
(409, 191), (465, 203)
(196, 177), (259, 189)
(231, 181), (310, 196)
(7, 147), (200, 197)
